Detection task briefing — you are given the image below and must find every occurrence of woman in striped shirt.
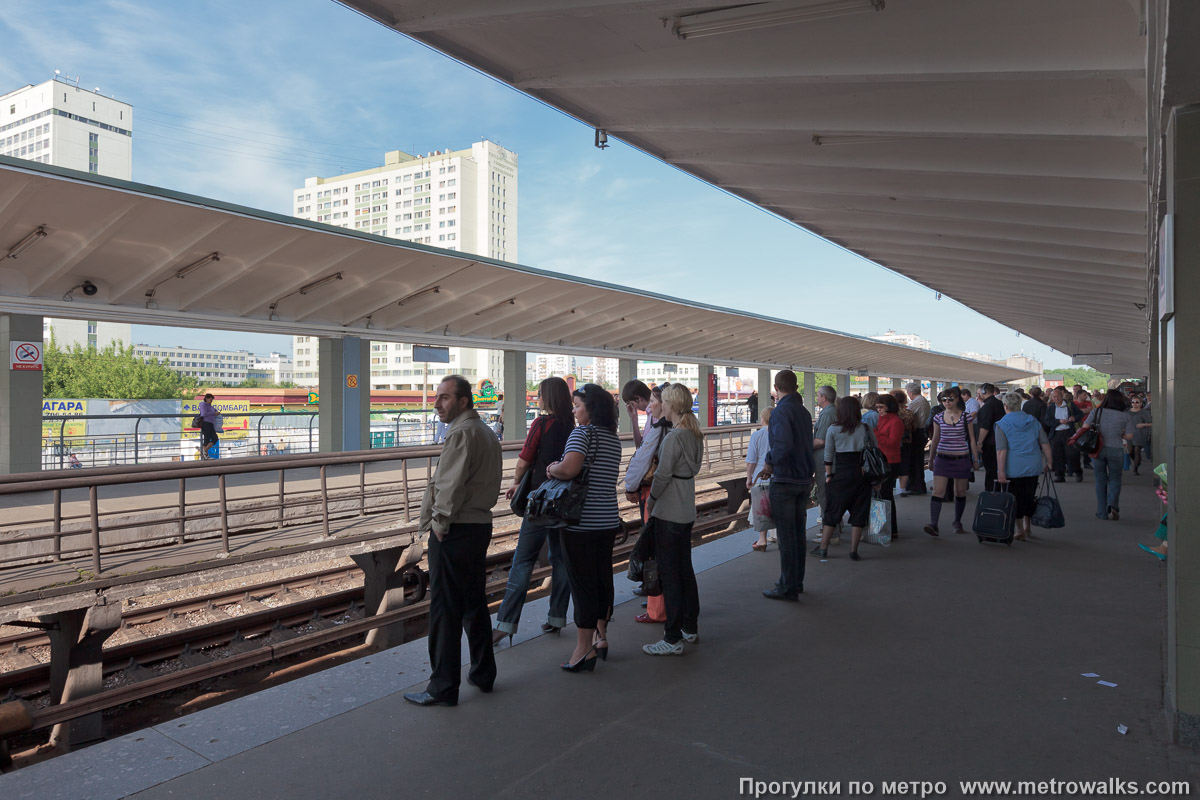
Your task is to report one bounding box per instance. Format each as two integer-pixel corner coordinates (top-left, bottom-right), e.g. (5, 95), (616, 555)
(545, 383), (623, 672)
(924, 389), (981, 536)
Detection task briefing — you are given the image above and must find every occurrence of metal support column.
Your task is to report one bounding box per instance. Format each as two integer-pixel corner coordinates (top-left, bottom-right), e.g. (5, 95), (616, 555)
(502, 350), (526, 442)
(617, 358), (637, 434)
(0, 313), (43, 474)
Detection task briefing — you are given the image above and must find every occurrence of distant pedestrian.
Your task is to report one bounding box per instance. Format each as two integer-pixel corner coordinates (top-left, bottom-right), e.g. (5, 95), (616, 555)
(811, 385), (839, 543)
(924, 389), (980, 536)
(975, 383), (1006, 491)
(1042, 387), (1084, 482)
(812, 396), (873, 561)
(874, 393), (904, 539)
(405, 375), (502, 707)
(746, 407), (773, 552)
(859, 391), (880, 430)
(757, 370), (814, 601)
(748, 390), (759, 424)
(995, 391), (1052, 541)
(198, 393), (219, 458)
(905, 382), (931, 495)
(1129, 396), (1152, 474)
(494, 393), (505, 439)
(892, 389), (917, 496)
(1077, 389), (1136, 521)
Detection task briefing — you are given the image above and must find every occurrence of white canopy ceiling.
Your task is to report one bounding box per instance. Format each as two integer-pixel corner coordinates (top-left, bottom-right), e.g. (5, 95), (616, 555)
(338, 0), (1151, 375)
(0, 158), (1027, 383)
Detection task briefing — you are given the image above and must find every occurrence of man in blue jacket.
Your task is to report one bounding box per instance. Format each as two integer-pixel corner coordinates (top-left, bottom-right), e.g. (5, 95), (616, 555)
(757, 369), (814, 601)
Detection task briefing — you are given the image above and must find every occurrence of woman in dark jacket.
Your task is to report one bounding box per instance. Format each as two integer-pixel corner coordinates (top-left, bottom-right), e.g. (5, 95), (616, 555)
(493, 377), (574, 645)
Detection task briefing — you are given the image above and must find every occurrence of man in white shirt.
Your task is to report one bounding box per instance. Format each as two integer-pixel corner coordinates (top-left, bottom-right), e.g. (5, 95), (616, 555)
(746, 407), (773, 550)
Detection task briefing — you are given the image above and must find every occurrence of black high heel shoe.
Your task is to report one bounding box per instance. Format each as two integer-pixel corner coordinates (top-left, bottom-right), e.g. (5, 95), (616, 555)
(560, 648), (598, 672)
(593, 636), (609, 661)
(540, 622), (561, 635)
(491, 629), (512, 647)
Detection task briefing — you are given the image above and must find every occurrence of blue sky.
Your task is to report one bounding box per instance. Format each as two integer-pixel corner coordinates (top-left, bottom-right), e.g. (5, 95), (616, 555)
(0, 0), (1068, 368)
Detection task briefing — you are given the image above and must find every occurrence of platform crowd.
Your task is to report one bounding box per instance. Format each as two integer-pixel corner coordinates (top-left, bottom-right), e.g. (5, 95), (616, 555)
(402, 372), (1151, 706)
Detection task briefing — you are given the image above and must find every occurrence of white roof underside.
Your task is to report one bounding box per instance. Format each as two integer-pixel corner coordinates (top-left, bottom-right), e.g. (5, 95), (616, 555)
(0, 158), (1026, 383)
(337, 0), (1151, 376)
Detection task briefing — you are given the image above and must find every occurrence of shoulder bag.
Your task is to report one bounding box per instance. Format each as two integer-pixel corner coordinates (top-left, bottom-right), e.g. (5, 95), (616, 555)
(509, 469), (533, 517)
(1068, 408), (1103, 455)
(525, 428), (597, 528)
(1031, 470), (1067, 529)
(861, 426), (890, 483)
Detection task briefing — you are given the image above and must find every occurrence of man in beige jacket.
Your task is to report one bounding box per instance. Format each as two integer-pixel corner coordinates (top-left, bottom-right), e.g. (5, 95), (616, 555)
(404, 375), (503, 707)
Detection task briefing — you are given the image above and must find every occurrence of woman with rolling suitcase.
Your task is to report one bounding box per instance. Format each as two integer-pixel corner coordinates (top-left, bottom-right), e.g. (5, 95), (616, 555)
(995, 392), (1053, 541)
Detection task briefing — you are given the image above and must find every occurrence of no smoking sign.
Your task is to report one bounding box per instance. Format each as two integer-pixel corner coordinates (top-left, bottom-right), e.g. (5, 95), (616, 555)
(10, 341), (43, 371)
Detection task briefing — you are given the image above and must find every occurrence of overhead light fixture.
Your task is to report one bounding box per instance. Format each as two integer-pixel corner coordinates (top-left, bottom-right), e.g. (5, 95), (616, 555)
(671, 0), (884, 40)
(594, 129), (609, 150)
(298, 272), (343, 295)
(145, 252), (221, 301)
(6, 225), (48, 259)
(398, 285), (441, 306)
(175, 252), (220, 279)
(474, 297), (516, 316)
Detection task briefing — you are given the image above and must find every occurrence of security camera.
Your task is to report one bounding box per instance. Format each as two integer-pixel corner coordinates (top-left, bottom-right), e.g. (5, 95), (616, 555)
(81, 281), (98, 296)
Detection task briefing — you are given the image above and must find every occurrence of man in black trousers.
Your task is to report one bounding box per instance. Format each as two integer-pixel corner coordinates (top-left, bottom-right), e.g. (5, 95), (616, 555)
(405, 375), (503, 707)
(974, 383), (1007, 492)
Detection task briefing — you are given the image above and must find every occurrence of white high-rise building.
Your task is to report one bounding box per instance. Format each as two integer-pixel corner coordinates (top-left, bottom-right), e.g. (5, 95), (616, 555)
(132, 344), (251, 385)
(871, 330), (931, 350)
(1, 77), (132, 177)
(250, 352), (295, 385)
(43, 318), (131, 351)
(291, 140), (515, 391)
(292, 140), (516, 261)
(4, 76), (135, 351)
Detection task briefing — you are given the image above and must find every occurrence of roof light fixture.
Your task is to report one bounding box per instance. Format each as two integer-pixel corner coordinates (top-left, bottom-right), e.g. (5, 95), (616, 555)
(398, 285), (441, 306)
(672, 0), (884, 40)
(474, 297), (516, 316)
(6, 225), (48, 259)
(298, 272), (343, 295)
(145, 252), (221, 301)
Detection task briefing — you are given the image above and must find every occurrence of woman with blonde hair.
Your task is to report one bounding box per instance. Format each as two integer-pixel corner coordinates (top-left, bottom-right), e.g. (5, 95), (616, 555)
(643, 383), (705, 656)
(860, 391), (880, 430)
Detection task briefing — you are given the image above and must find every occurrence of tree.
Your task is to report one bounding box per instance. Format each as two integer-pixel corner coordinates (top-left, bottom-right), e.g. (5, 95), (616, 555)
(43, 340), (198, 399)
(1047, 367), (1110, 391)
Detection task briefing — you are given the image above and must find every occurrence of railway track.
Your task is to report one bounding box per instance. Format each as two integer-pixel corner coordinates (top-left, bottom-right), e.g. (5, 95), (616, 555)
(1, 490), (745, 714)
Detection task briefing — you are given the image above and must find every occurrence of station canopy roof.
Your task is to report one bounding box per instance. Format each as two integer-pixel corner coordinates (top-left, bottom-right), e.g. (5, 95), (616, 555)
(0, 158), (1029, 383)
(337, 0), (1152, 376)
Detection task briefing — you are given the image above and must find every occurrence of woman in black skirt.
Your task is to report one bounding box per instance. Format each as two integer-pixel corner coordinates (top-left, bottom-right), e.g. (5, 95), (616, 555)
(811, 396), (873, 561)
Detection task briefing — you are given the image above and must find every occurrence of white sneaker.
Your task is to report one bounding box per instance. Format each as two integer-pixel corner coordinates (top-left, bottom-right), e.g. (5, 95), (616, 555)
(643, 639), (685, 656)
(681, 631), (699, 644)
(807, 531), (823, 542)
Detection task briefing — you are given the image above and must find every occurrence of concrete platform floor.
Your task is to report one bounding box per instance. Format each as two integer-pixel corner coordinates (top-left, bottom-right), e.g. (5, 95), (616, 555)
(3, 469), (1197, 799)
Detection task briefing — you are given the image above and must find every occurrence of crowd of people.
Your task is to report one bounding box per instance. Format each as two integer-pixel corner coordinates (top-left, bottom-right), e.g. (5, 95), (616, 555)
(402, 372), (1153, 707)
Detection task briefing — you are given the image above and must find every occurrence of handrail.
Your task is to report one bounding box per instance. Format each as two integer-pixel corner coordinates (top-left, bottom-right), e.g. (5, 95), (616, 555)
(4, 423), (756, 491)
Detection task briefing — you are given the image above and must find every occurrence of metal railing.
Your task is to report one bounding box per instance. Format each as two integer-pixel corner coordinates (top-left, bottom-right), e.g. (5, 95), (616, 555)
(39, 410), (501, 469)
(2, 424), (756, 594)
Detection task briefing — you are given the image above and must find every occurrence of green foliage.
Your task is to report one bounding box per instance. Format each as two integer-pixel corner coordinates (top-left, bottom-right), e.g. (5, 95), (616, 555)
(43, 339), (198, 399)
(238, 377), (300, 389)
(1046, 367), (1110, 391)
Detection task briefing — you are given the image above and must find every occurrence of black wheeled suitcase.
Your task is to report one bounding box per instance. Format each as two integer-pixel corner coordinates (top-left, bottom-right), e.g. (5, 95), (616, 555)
(973, 484), (1016, 545)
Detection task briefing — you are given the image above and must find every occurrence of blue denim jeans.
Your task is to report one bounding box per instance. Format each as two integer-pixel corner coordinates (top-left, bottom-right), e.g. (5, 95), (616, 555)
(494, 517), (570, 633)
(1093, 447), (1125, 517)
(770, 480), (810, 596)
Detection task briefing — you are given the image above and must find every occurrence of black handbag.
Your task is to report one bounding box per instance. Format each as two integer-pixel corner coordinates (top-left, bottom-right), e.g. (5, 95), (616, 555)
(861, 427), (890, 482)
(1031, 471), (1067, 529)
(508, 469), (533, 517)
(1071, 408), (1103, 455)
(525, 429), (596, 528)
(626, 518), (661, 595)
